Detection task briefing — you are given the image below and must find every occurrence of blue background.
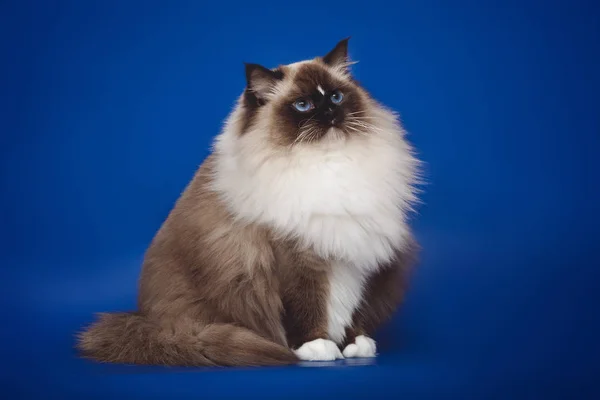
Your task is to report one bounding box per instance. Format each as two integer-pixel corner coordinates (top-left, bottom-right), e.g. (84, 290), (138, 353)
(2, 0), (599, 398)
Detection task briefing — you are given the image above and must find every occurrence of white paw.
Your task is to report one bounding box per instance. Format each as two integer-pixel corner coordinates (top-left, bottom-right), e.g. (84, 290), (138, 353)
(342, 335), (377, 358)
(294, 338), (344, 361)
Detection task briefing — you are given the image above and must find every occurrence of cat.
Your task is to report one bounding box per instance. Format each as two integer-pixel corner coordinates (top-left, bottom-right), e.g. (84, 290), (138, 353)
(77, 38), (421, 366)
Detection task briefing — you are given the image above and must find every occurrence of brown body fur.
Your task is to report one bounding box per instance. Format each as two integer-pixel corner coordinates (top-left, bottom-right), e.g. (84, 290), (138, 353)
(77, 157), (415, 366)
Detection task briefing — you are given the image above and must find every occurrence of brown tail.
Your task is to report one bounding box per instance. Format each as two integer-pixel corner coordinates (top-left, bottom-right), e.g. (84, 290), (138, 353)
(76, 312), (298, 367)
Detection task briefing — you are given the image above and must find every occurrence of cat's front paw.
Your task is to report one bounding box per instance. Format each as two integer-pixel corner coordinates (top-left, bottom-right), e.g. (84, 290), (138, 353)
(294, 338), (344, 361)
(342, 335), (377, 358)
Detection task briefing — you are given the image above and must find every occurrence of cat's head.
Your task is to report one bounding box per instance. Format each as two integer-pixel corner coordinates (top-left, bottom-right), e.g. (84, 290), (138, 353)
(238, 38), (375, 146)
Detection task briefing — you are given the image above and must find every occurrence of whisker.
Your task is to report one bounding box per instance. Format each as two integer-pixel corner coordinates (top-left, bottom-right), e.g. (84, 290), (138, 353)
(348, 116), (378, 120)
(290, 124), (315, 149)
(344, 124), (366, 135)
(346, 120), (382, 131)
(297, 124), (319, 145)
(344, 121), (382, 135)
(305, 126), (322, 144)
(298, 114), (318, 129)
(345, 111), (368, 116)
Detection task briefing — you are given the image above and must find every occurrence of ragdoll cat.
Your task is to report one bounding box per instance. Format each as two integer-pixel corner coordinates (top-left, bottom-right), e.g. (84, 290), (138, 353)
(77, 38), (420, 366)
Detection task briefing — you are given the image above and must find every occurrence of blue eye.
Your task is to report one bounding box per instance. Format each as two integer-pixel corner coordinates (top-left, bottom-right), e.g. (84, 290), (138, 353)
(330, 90), (344, 104)
(293, 99), (313, 112)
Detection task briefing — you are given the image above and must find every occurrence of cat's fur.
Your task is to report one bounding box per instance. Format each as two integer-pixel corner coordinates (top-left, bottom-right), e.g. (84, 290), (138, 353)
(77, 38), (421, 366)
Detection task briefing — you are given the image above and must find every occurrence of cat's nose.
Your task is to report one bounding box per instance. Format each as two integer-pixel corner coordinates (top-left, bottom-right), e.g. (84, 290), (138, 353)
(325, 107), (336, 119)
(324, 107), (342, 125)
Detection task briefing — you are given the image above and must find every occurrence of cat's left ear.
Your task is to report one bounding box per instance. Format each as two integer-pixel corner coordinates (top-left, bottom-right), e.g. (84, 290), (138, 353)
(245, 63), (284, 101)
(322, 37), (351, 70)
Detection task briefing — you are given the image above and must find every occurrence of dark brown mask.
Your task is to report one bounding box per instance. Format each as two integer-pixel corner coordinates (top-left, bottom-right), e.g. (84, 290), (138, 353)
(240, 38), (374, 147)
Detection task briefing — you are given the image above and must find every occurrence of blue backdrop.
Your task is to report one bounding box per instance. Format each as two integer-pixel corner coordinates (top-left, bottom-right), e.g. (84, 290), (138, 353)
(2, 0), (599, 398)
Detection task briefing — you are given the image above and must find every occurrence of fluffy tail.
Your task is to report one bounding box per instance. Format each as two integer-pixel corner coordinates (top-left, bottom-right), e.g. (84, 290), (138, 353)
(76, 312), (298, 367)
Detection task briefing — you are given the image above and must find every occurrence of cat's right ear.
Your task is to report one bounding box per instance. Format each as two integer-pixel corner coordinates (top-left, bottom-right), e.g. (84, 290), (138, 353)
(322, 37), (351, 70)
(244, 63), (284, 101)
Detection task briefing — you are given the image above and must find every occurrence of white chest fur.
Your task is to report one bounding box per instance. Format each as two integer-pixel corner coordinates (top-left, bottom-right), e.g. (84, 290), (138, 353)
(213, 124), (417, 271)
(327, 261), (367, 343)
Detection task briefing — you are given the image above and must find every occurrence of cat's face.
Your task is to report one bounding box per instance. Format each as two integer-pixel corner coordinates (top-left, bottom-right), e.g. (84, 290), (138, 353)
(240, 38), (373, 146)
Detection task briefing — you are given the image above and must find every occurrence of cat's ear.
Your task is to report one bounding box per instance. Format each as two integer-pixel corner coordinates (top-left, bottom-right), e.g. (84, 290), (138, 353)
(245, 63), (284, 101)
(322, 37), (351, 69)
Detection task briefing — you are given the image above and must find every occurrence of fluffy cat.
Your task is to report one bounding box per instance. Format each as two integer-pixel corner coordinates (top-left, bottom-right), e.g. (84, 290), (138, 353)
(77, 38), (421, 366)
